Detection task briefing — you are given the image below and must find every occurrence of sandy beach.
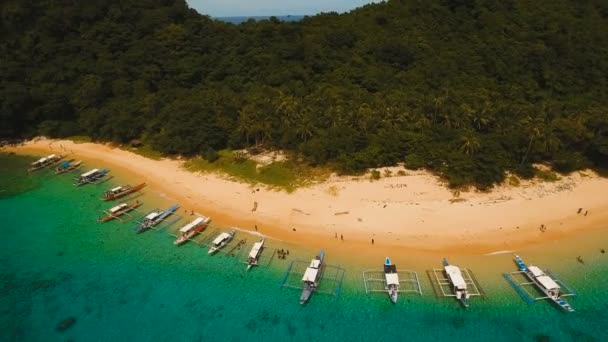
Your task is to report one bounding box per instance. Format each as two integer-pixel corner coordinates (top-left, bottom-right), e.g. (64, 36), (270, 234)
(6, 138), (608, 259)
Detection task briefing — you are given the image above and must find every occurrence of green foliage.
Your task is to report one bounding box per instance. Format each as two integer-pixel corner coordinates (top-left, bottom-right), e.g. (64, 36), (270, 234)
(183, 150), (318, 192)
(534, 168), (561, 182)
(2, 0), (608, 189)
(370, 170), (381, 181)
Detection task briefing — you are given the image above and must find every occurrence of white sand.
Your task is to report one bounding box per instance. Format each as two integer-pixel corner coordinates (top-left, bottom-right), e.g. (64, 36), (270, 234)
(8, 138), (608, 254)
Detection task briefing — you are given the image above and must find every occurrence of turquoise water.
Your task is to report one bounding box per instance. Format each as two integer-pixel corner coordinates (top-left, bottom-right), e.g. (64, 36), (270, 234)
(1, 153), (607, 341)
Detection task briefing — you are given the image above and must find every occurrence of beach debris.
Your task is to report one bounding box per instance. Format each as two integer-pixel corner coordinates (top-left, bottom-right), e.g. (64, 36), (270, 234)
(56, 317), (76, 332)
(251, 201), (258, 212)
(576, 256), (585, 264)
(334, 211), (349, 216)
(357, 218), (362, 222)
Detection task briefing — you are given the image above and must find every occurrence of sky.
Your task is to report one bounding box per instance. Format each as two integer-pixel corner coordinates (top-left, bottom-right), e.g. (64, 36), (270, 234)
(186, 0), (383, 17)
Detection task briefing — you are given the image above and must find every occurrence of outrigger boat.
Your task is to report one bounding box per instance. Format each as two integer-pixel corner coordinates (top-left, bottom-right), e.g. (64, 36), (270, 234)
(174, 216), (211, 245)
(384, 257), (400, 303)
(98, 201), (142, 223)
(75, 168), (110, 186)
(300, 250), (325, 304)
(208, 230), (235, 254)
(514, 255), (574, 312)
(136, 204), (179, 233)
(246, 239), (265, 270)
(56, 160), (82, 174)
(443, 258), (470, 307)
(28, 154), (63, 172)
(101, 182), (146, 201)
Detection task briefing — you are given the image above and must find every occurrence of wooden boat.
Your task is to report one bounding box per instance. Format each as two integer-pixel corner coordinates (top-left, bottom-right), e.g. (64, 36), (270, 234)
(300, 250), (324, 304)
(443, 258), (470, 307)
(56, 160), (82, 174)
(136, 204), (179, 233)
(98, 201), (142, 222)
(28, 154), (63, 172)
(384, 257), (399, 303)
(75, 168), (110, 186)
(515, 255), (574, 312)
(208, 230), (235, 254)
(101, 182), (146, 201)
(246, 239), (265, 270)
(174, 216), (211, 245)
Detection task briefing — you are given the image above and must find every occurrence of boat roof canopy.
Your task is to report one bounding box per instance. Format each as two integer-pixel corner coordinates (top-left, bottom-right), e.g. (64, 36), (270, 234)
(179, 217), (206, 233)
(309, 259), (321, 268)
(212, 232), (230, 245)
(48, 154), (57, 159)
(110, 203), (128, 213)
(145, 212), (161, 220)
(537, 275), (560, 290)
(385, 273), (400, 286)
(302, 267), (319, 282)
(248, 241), (264, 259)
(81, 169), (99, 177)
(528, 266), (545, 277)
(444, 265), (467, 289)
(111, 186), (123, 192)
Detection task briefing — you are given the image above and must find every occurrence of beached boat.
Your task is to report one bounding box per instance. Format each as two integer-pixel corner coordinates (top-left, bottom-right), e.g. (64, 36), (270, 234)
(28, 154), (63, 172)
(246, 239), (265, 270)
(208, 230), (235, 254)
(174, 216), (211, 245)
(384, 257), (399, 303)
(101, 182), (146, 201)
(514, 255), (574, 312)
(443, 258), (470, 307)
(56, 160), (82, 174)
(136, 204), (180, 233)
(98, 201), (142, 222)
(300, 250), (325, 304)
(75, 168), (110, 186)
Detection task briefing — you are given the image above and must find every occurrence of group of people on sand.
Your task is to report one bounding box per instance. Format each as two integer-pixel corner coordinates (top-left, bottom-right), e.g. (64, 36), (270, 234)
(577, 208), (589, 216)
(278, 249), (289, 259)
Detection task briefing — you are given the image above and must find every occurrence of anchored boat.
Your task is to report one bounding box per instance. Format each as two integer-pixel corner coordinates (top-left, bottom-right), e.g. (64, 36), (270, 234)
(102, 182), (146, 201)
(208, 230), (235, 254)
(28, 154), (63, 172)
(75, 168), (110, 186)
(136, 204), (179, 233)
(443, 258), (470, 307)
(300, 250), (324, 304)
(246, 239), (265, 270)
(56, 160), (82, 174)
(174, 216), (211, 245)
(384, 257), (400, 303)
(515, 255), (574, 312)
(99, 201), (142, 222)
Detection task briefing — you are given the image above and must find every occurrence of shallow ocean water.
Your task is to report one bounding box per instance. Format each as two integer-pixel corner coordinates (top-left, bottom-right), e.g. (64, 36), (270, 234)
(1, 153), (607, 341)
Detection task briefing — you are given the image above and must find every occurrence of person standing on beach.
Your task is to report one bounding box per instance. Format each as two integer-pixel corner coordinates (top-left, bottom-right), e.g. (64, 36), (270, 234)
(340, 234), (343, 241)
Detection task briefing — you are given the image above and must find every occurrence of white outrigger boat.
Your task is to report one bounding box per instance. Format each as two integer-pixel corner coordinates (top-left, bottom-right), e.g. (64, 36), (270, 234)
(515, 255), (574, 312)
(300, 250), (324, 304)
(28, 154), (63, 172)
(174, 216), (211, 245)
(208, 230), (235, 254)
(443, 258), (470, 307)
(246, 239), (265, 270)
(136, 204), (179, 233)
(75, 168), (110, 186)
(384, 257), (400, 303)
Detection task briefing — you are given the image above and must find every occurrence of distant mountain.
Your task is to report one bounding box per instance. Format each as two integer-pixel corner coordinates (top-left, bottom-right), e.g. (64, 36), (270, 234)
(214, 15), (305, 24)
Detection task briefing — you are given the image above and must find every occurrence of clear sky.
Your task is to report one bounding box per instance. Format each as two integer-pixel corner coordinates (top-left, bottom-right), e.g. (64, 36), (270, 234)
(186, 0), (383, 17)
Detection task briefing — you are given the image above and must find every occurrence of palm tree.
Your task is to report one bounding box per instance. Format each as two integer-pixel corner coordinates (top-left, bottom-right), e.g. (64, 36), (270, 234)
(459, 132), (481, 155)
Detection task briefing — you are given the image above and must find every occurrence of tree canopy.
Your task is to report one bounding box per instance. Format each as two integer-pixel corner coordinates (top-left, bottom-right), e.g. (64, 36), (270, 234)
(2, 0), (607, 188)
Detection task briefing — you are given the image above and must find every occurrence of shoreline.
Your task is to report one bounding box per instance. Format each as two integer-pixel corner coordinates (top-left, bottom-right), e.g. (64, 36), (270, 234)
(6, 138), (608, 259)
